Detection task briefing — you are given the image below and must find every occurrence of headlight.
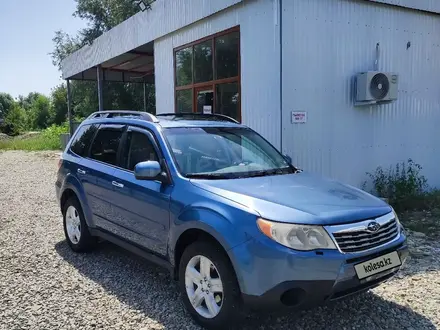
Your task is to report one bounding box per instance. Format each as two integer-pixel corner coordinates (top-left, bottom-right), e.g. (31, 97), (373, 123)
(257, 218), (337, 251)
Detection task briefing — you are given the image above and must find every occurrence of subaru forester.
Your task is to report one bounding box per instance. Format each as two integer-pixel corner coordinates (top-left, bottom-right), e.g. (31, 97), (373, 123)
(56, 111), (408, 329)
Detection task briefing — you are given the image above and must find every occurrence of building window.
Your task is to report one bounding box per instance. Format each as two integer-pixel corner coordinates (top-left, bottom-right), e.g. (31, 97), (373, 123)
(174, 27), (240, 121)
(216, 82), (239, 119)
(215, 32), (239, 80)
(194, 40), (213, 83)
(176, 89), (193, 113)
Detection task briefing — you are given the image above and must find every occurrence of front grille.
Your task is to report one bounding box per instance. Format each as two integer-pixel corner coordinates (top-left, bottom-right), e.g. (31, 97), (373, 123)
(332, 218), (399, 253)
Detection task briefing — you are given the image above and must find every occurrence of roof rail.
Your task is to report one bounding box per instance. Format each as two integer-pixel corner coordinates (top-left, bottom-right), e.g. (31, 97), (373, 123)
(156, 113), (239, 123)
(87, 110), (159, 122)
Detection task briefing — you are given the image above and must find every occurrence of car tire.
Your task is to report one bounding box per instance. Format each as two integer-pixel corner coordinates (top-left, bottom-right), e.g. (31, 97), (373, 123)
(179, 240), (243, 329)
(63, 197), (97, 252)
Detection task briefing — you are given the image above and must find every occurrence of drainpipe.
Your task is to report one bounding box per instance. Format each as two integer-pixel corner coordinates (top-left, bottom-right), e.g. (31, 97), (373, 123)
(278, 0), (283, 152)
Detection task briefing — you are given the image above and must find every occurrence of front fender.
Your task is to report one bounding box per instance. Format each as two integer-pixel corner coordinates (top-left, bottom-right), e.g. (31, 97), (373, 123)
(61, 173), (94, 228)
(168, 201), (255, 266)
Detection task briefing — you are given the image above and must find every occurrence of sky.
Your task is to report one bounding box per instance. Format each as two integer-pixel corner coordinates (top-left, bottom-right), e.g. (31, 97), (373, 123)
(0, 0), (86, 98)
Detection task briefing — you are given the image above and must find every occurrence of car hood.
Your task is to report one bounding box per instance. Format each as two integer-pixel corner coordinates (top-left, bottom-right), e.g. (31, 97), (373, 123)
(190, 172), (392, 225)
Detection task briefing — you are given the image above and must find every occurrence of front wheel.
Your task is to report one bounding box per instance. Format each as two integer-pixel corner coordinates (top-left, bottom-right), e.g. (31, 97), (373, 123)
(179, 241), (242, 329)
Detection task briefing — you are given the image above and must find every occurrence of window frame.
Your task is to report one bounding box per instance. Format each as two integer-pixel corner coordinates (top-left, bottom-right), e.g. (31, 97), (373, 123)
(173, 26), (241, 121)
(81, 122), (174, 185)
(120, 127), (161, 172)
(116, 125), (174, 185)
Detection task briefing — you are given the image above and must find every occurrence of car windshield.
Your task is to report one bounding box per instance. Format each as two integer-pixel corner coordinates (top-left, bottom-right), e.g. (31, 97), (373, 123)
(163, 127), (296, 179)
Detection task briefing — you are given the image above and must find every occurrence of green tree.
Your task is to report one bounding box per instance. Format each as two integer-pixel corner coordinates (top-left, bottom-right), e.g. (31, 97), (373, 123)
(0, 93), (15, 120)
(51, 0), (138, 69)
(74, 0), (138, 44)
(3, 104), (27, 136)
(50, 84), (68, 125)
(50, 0), (154, 118)
(30, 95), (51, 129)
(17, 92), (42, 112)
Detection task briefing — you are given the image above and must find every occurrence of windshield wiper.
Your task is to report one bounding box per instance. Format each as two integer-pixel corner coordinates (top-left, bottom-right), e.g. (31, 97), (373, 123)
(186, 173), (233, 180)
(245, 169), (282, 178)
(186, 167), (298, 180)
(245, 167), (295, 178)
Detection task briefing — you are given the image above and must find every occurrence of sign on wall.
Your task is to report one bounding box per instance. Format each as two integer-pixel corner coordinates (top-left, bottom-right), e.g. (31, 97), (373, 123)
(291, 111), (307, 124)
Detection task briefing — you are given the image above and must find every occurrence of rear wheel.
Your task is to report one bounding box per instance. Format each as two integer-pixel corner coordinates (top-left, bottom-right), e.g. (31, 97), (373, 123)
(179, 241), (242, 329)
(63, 197), (96, 252)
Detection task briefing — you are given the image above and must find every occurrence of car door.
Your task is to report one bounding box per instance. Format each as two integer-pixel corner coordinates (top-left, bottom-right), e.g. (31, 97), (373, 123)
(110, 126), (172, 256)
(78, 124), (126, 230)
(68, 123), (99, 204)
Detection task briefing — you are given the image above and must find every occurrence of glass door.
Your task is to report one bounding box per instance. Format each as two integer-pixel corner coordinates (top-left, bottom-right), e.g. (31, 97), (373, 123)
(195, 86), (214, 114)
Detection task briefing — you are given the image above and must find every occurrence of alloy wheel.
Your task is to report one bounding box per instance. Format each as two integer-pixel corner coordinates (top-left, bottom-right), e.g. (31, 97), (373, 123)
(65, 205), (81, 244)
(185, 255), (224, 319)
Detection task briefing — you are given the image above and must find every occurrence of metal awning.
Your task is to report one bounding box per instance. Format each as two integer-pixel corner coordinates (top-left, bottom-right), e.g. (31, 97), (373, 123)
(61, 0), (243, 134)
(60, 0), (242, 81)
(67, 42), (154, 84)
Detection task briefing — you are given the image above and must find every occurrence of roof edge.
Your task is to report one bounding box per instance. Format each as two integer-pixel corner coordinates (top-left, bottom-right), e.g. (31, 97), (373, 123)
(61, 0), (243, 80)
(366, 0), (440, 14)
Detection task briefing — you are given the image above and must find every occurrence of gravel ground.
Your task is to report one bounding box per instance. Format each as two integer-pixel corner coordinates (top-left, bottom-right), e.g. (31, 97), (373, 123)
(0, 150), (439, 330)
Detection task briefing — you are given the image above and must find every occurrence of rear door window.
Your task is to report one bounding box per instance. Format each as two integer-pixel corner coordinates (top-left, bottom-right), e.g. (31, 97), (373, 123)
(70, 124), (99, 157)
(89, 125), (125, 166)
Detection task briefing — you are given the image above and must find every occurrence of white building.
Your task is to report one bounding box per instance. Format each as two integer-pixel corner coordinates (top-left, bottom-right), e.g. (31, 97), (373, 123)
(62, 0), (440, 187)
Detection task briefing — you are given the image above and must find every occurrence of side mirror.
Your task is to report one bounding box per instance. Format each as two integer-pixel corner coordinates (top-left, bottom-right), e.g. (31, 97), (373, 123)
(134, 161), (162, 181)
(283, 154), (292, 164)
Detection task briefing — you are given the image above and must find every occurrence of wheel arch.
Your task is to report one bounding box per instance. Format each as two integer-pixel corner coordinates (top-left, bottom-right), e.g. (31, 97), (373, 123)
(59, 174), (94, 227)
(60, 188), (77, 212)
(171, 226), (247, 296)
(173, 228), (223, 278)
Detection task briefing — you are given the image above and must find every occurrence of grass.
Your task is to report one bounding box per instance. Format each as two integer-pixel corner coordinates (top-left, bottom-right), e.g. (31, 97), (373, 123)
(361, 159), (440, 235)
(399, 195), (440, 236)
(0, 124), (68, 151)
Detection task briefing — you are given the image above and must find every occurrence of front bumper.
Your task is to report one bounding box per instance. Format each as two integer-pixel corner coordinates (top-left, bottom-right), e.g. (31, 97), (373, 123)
(229, 233), (408, 310)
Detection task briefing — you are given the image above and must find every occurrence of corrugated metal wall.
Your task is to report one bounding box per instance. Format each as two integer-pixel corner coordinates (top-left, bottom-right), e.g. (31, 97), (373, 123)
(154, 0), (282, 148)
(281, 0), (440, 187)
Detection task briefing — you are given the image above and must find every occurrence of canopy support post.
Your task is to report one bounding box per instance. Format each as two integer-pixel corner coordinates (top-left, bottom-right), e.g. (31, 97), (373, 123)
(66, 79), (73, 136)
(97, 65), (104, 111)
(143, 82), (148, 112)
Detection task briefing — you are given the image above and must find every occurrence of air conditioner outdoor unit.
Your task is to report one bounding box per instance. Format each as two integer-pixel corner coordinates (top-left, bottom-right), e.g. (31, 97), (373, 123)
(355, 71), (398, 106)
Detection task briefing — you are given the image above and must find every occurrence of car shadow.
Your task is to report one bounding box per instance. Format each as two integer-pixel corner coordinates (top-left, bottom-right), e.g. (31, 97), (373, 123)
(55, 240), (436, 330)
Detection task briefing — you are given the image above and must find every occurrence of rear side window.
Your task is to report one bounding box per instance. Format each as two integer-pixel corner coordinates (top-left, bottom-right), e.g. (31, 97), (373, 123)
(90, 126), (124, 166)
(121, 131), (158, 171)
(70, 124), (98, 157)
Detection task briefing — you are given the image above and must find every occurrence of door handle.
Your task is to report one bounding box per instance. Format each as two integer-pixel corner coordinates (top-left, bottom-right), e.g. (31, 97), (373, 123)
(112, 181), (124, 188)
(77, 169), (86, 175)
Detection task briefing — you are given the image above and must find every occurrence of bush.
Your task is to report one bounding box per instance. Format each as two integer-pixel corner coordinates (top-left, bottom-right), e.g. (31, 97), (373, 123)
(0, 123), (68, 151)
(363, 159), (433, 211)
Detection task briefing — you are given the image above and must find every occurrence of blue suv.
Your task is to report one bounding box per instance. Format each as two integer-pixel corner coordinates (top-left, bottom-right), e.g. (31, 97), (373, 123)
(56, 111), (408, 329)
